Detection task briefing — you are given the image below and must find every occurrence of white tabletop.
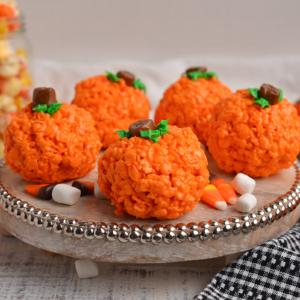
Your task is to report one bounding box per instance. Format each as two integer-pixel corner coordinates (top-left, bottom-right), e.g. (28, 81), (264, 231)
(0, 232), (244, 300)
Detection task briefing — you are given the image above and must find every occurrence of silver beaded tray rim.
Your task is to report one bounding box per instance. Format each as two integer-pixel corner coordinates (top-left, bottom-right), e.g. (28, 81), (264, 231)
(0, 158), (300, 244)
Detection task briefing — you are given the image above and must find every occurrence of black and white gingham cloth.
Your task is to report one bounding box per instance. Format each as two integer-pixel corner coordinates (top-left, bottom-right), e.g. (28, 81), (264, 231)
(194, 221), (300, 300)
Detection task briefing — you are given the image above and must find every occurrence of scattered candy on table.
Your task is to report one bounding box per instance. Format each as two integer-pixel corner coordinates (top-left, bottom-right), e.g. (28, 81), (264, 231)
(52, 184), (80, 206)
(98, 119), (209, 219)
(204, 84), (300, 177)
(201, 184), (227, 211)
(72, 70), (151, 148)
(72, 181), (94, 197)
(75, 260), (99, 279)
(155, 66), (231, 145)
(94, 179), (107, 200)
(25, 184), (56, 200)
(209, 173), (237, 205)
(231, 173), (256, 195)
(235, 193), (257, 213)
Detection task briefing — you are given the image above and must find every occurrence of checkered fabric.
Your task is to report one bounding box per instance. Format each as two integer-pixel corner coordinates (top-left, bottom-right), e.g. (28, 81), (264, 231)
(194, 221), (300, 300)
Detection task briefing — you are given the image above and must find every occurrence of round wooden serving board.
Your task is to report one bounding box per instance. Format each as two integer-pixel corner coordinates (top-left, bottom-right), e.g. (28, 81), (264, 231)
(0, 151), (300, 264)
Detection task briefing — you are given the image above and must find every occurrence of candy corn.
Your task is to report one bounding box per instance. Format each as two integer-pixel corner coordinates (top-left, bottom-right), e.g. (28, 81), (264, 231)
(201, 184), (227, 211)
(25, 184), (55, 200)
(209, 173), (237, 205)
(72, 181), (94, 197)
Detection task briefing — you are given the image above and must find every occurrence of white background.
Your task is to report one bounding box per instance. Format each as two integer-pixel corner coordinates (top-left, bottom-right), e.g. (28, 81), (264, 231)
(15, 0), (300, 108)
(18, 0), (300, 63)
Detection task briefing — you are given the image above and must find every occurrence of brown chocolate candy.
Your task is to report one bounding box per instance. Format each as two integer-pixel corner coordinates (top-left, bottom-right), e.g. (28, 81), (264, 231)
(72, 181), (95, 197)
(32, 87), (57, 109)
(117, 71), (135, 87)
(38, 184), (56, 200)
(259, 84), (281, 105)
(186, 66), (207, 74)
(129, 119), (156, 137)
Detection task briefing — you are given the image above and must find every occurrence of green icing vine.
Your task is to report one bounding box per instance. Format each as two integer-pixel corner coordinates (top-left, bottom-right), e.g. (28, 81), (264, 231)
(141, 130), (160, 143)
(47, 103), (63, 116)
(115, 130), (131, 138)
(278, 89), (283, 102)
(133, 78), (146, 92)
(33, 102), (62, 117)
(156, 119), (169, 135)
(254, 98), (270, 108)
(247, 88), (259, 99)
(32, 104), (47, 113)
(186, 70), (218, 82)
(106, 71), (120, 82)
(115, 119), (170, 143)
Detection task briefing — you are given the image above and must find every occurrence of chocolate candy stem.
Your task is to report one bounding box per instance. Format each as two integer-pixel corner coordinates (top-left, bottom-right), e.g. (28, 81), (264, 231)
(186, 66), (207, 74)
(129, 119), (156, 137)
(259, 84), (281, 105)
(116, 71), (135, 87)
(32, 87), (57, 109)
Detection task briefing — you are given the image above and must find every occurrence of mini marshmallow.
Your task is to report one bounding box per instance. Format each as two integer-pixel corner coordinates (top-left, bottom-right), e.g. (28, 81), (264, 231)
(94, 179), (107, 200)
(52, 184), (80, 206)
(235, 193), (257, 213)
(231, 173), (256, 195)
(75, 260), (99, 279)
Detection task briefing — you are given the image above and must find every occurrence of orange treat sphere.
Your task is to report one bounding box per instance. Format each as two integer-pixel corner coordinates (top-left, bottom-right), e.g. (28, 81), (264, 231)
(98, 125), (209, 220)
(72, 73), (151, 148)
(4, 103), (101, 183)
(295, 100), (300, 116)
(155, 72), (231, 144)
(204, 89), (300, 177)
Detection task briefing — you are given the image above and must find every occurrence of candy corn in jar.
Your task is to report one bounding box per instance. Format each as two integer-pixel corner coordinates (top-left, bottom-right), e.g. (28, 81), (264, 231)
(0, 0), (33, 158)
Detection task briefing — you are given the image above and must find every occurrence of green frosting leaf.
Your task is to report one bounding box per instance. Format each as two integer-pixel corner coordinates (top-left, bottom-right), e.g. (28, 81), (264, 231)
(156, 118), (169, 135)
(204, 71), (218, 80)
(133, 79), (146, 92)
(47, 103), (63, 116)
(247, 88), (259, 99)
(33, 104), (48, 113)
(278, 88), (283, 102)
(106, 71), (120, 82)
(186, 70), (218, 82)
(254, 98), (270, 108)
(141, 129), (160, 143)
(115, 130), (131, 138)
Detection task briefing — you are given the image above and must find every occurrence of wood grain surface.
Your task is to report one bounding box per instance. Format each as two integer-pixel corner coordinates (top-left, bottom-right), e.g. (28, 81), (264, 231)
(0, 233), (244, 300)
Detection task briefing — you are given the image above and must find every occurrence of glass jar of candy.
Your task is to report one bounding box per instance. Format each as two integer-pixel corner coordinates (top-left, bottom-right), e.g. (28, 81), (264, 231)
(0, 2), (33, 158)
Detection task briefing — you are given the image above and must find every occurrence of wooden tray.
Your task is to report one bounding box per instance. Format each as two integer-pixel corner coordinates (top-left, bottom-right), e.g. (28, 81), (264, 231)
(0, 152), (300, 264)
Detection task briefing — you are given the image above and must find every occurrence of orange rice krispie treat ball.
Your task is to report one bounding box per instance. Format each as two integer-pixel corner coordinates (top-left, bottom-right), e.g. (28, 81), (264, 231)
(155, 66), (232, 145)
(4, 87), (101, 183)
(204, 84), (300, 177)
(72, 71), (151, 148)
(98, 119), (209, 220)
(294, 99), (300, 117)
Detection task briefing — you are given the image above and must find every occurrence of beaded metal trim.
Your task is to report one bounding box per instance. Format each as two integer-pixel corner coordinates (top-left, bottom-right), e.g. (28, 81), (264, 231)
(1, 158), (300, 244)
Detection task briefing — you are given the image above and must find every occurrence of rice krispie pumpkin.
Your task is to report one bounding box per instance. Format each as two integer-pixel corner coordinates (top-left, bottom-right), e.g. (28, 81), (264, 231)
(4, 87), (101, 183)
(155, 67), (232, 144)
(72, 71), (151, 148)
(98, 119), (209, 220)
(204, 84), (300, 177)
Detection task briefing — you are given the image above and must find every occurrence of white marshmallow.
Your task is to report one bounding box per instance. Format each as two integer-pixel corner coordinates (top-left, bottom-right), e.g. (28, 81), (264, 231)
(52, 184), (80, 206)
(235, 193), (257, 213)
(94, 179), (107, 200)
(75, 260), (99, 279)
(231, 173), (256, 194)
